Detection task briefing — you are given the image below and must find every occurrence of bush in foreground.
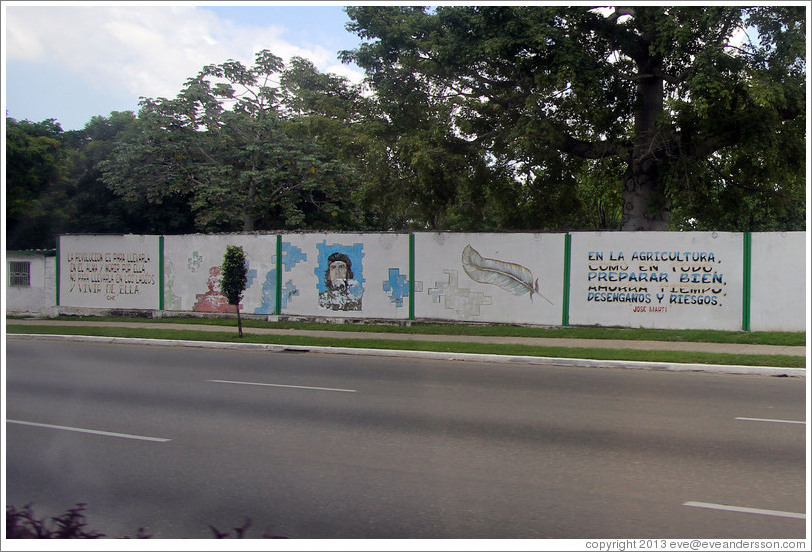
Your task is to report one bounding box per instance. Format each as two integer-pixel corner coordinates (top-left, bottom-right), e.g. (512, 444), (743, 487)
(6, 503), (286, 538)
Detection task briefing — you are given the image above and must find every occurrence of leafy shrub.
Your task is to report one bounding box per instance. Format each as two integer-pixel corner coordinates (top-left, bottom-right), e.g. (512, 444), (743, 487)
(5, 503), (149, 539)
(7, 503), (286, 539)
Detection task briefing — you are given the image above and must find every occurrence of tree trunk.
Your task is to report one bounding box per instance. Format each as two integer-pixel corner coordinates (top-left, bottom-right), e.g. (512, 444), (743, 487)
(621, 44), (670, 231)
(236, 305), (243, 338)
(620, 157), (670, 231)
(243, 175), (257, 231)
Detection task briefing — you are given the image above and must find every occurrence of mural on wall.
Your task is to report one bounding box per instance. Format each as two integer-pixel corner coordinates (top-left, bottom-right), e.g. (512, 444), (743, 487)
(53, 232), (805, 332)
(193, 266), (237, 313)
(164, 268), (182, 310)
(382, 267), (421, 307)
(162, 236), (271, 314)
(254, 242), (307, 314)
(187, 251), (204, 272)
(315, 241), (365, 311)
(461, 244), (552, 304)
(65, 250), (158, 304)
(193, 261), (256, 313)
(163, 250), (204, 310)
(429, 269), (492, 316)
(585, 249), (727, 313)
(414, 233), (563, 325)
(255, 270), (278, 314)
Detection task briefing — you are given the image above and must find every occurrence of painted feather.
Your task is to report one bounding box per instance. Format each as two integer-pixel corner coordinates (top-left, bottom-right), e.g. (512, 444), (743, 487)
(461, 244), (541, 300)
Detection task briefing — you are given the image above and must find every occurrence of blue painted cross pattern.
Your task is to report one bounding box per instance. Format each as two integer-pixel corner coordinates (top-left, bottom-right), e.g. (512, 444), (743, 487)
(383, 267), (410, 307)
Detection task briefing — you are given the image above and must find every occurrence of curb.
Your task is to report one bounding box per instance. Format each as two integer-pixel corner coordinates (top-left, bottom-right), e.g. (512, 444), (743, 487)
(8, 333), (806, 378)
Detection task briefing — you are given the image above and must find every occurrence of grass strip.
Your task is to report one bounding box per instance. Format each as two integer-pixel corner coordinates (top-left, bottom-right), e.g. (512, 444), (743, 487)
(7, 324), (805, 368)
(13, 316), (806, 346)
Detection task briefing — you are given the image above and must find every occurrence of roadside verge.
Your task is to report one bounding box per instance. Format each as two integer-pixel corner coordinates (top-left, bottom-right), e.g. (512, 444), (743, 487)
(7, 333), (806, 378)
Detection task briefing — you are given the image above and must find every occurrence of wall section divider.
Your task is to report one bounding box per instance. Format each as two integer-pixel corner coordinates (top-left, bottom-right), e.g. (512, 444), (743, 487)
(275, 234), (283, 316)
(158, 235), (165, 310)
(409, 233), (416, 321)
(742, 232), (752, 331)
(562, 233), (571, 326)
(55, 235), (61, 307)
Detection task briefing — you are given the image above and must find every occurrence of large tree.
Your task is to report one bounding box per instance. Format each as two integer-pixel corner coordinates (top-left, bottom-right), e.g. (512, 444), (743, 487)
(5, 114), (197, 249)
(5, 118), (70, 249)
(102, 50), (363, 232)
(62, 112), (196, 236)
(281, 55), (472, 231)
(343, 5), (806, 230)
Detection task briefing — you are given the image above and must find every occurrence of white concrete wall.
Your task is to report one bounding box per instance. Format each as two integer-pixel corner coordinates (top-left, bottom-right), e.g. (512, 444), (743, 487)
(49, 231), (805, 332)
(281, 233), (411, 319)
(5, 253), (56, 315)
(750, 231), (807, 332)
(413, 233), (565, 325)
(164, 234), (277, 314)
(58, 235), (161, 309)
(568, 232), (744, 330)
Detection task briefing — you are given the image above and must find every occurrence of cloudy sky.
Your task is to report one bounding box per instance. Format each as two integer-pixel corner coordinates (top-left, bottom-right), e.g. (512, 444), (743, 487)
(3, 2), (367, 131)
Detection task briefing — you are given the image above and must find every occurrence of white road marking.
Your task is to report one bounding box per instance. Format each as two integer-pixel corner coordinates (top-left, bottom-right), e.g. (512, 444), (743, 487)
(735, 417), (805, 425)
(683, 501), (805, 519)
(6, 419), (171, 442)
(206, 379), (357, 393)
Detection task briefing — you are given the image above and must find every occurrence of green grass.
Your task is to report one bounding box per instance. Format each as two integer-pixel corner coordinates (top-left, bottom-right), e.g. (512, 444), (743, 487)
(13, 314), (806, 346)
(7, 323), (806, 368)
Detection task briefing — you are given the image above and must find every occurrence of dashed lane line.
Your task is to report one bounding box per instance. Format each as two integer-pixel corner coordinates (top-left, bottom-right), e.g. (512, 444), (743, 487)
(206, 379), (357, 393)
(735, 417), (805, 425)
(683, 501), (805, 520)
(6, 419), (171, 442)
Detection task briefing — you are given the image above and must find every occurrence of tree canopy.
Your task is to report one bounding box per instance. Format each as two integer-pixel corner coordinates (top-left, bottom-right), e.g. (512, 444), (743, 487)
(5, 114), (196, 250)
(6, 118), (69, 248)
(220, 244), (248, 337)
(5, 6), (805, 248)
(100, 51), (365, 233)
(342, 5), (806, 230)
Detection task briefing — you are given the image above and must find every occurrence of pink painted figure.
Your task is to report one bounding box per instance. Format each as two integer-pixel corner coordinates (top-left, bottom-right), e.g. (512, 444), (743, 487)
(193, 266), (239, 313)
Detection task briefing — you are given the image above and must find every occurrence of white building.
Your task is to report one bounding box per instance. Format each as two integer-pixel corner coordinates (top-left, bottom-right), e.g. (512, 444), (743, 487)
(5, 250), (58, 317)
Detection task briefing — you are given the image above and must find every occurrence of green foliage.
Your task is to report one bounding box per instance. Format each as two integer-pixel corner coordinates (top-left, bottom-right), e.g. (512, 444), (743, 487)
(5, 118), (70, 249)
(208, 517), (287, 539)
(220, 245), (248, 337)
(101, 51), (364, 233)
(11, 316), (806, 346)
(6, 503), (285, 539)
(6, 7), (805, 240)
(6, 322), (804, 368)
(343, 5), (806, 231)
(6, 503), (150, 539)
(64, 113), (196, 236)
(6, 113), (197, 249)
(220, 245), (248, 307)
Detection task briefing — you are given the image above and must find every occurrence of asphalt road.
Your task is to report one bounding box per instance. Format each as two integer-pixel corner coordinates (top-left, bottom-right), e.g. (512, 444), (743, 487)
(5, 338), (807, 539)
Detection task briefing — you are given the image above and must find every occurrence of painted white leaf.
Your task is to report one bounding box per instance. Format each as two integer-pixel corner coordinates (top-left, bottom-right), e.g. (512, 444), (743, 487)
(461, 244), (539, 297)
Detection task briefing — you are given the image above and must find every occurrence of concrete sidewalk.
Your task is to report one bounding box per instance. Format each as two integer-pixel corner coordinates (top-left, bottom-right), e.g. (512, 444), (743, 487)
(7, 319), (807, 357)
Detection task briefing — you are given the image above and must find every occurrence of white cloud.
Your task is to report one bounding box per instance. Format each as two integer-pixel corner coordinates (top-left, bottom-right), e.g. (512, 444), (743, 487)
(5, 5), (350, 101)
(326, 62), (365, 85)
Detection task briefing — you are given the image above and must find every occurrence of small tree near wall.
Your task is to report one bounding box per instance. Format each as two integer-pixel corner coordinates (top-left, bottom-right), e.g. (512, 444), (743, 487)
(220, 245), (248, 337)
